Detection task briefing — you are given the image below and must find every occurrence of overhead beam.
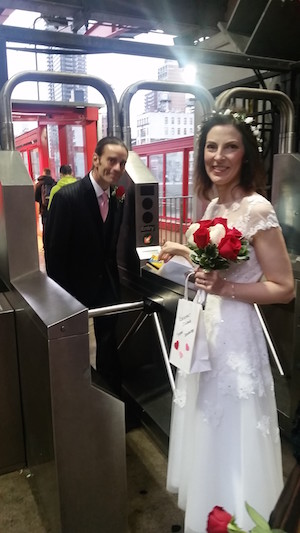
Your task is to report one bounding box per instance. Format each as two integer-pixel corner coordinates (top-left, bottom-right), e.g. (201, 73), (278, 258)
(0, 25), (294, 72)
(0, 0), (216, 36)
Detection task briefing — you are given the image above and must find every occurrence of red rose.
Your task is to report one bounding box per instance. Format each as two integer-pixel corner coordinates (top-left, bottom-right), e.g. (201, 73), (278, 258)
(226, 227), (242, 239)
(210, 217), (228, 229)
(218, 234), (242, 260)
(116, 186), (125, 199)
(199, 219), (214, 229)
(207, 506), (233, 533)
(193, 226), (210, 249)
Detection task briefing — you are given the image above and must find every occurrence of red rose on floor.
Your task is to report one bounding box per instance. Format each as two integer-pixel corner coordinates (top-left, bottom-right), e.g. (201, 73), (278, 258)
(207, 506), (233, 533)
(218, 234), (242, 260)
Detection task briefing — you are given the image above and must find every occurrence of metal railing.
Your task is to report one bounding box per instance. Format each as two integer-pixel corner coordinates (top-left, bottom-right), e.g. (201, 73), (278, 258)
(159, 195), (193, 244)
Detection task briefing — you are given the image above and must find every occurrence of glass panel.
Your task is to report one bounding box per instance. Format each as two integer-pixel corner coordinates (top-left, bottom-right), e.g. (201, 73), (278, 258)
(149, 154), (163, 200)
(165, 151), (183, 219)
(30, 149), (40, 182)
(20, 152), (29, 173)
(47, 124), (60, 180)
(149, 154), (163, 217)
(139, 156), (147, 166)
(66, 125), (86, 178)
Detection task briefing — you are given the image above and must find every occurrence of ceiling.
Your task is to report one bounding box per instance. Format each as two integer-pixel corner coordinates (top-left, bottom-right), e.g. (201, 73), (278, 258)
(0, 0), (232, 38)
(0, 0), (299, 66)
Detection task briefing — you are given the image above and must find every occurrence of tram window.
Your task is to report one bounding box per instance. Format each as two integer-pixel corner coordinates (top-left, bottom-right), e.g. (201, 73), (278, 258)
(47, 124), (60, 179)
(66, 125), (85, 177)
(166, 152), (183, 184)
(149, 154), (163, 200)
(20, 152), (29, 173)
(139, 156), (147, 165)
(30, 149), (40, 182)
(164, 152), (182, 218)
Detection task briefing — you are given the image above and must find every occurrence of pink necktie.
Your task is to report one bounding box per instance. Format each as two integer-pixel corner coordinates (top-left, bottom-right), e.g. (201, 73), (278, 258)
(99, 192), (108, 222)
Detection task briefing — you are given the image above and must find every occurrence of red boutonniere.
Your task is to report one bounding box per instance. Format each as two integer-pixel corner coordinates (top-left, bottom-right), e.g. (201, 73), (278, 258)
(186, 217), (249, 271)
(112, 185), (126, 203)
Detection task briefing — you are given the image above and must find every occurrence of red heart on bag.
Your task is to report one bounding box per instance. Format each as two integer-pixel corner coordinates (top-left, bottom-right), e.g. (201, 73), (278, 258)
(185, 343), (190, 351)
(174, 340), (179, 350)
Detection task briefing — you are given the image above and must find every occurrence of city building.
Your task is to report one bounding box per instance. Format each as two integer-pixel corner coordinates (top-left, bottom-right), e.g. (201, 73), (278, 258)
(136, 60), (195, 145)
(47, 53), (88, 102)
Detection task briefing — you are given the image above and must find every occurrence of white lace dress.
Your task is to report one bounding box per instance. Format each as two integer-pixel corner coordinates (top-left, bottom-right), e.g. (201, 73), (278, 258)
(166, 193), (284, 533)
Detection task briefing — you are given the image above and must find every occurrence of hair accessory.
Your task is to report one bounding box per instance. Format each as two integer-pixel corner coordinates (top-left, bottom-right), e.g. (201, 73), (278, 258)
(197, 108), (263, 152)
(222, 108), (263, 152)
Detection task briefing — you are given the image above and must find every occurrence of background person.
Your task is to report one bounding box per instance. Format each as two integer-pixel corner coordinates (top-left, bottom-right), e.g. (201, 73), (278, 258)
(159, 111), (295, 532)
(48, 164), (77, 209)
(34, 167), (56, 245)
(44, 136), (128, 395)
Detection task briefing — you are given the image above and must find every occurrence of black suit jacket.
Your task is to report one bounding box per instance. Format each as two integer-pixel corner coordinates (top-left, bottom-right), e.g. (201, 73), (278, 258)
(44, 175), (124, 309)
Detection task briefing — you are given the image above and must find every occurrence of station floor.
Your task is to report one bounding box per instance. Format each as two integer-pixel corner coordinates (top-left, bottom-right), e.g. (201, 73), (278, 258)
(0, 229), (296, 532)
(0, 420), (296, 533)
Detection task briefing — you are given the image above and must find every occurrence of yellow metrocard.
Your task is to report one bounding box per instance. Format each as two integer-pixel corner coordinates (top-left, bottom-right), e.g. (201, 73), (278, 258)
(146, 254), (164, 270)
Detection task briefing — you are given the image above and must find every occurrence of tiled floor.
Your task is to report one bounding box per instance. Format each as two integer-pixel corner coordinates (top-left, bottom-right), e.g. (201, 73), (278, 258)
(0, 426), (296, 533)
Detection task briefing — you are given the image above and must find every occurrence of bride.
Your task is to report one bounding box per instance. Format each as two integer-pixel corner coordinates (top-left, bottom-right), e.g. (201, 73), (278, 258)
(159, 110), (295, 533)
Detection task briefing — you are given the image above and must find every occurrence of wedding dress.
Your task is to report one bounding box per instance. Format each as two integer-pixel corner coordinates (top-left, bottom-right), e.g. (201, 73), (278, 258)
(167, 193), (284, 533)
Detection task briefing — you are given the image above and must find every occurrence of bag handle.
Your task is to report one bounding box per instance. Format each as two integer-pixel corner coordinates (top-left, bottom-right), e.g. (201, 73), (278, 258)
(184, 271), (195, 299)
(184, 271), (207, 308)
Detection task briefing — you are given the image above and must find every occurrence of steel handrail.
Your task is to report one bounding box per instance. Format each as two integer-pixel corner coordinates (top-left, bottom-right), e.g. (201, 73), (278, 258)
(0, 70), (120, 150)
(215, 87), (295, 154)
(119, 80), (214, 148)
(88, 300), (144, 318)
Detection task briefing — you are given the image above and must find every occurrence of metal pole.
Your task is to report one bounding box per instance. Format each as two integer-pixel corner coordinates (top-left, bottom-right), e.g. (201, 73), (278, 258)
(254, 303), (284, 376)
(153, 311), (175, 392)
(179, 197), (184, 244)
(88, 300), (144, 318)
(117, 311), (148, 350)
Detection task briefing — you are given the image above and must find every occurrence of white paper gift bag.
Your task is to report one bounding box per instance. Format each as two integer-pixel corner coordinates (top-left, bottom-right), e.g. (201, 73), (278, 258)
(169, 273), (211, 374)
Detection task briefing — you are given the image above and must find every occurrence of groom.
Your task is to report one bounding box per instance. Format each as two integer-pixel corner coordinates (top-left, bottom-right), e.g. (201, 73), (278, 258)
(44, 136), (128, 395)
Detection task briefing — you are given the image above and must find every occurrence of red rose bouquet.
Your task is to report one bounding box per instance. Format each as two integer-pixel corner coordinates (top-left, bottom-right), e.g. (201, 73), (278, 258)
(207, 503), (286, 533)
(112, 185), (126, 202)
(186, 217), (249, 271)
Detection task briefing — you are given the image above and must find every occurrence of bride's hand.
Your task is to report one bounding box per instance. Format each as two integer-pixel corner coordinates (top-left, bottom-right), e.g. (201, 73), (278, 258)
(158, 241), (191, 263)
(194, 268), (225, 295)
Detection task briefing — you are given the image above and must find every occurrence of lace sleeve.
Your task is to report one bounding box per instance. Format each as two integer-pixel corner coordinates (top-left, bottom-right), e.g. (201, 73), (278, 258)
(247, 195), (280, 239)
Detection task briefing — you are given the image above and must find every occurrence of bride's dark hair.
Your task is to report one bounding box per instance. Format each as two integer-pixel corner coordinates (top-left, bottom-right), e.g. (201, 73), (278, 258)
(194, 111), (267, 200)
